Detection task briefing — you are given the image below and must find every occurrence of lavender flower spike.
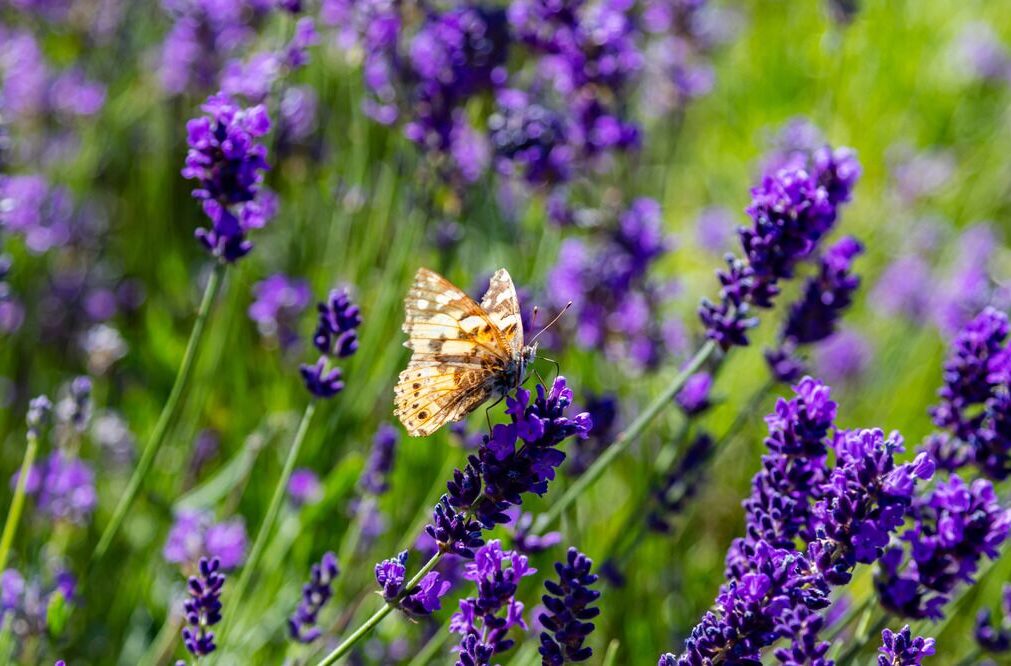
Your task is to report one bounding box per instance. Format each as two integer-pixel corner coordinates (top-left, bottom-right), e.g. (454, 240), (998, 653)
(877, 626), (936, 665)
(182, 94), (273, 262)
(288, 552), (339, 643)
(539, 547), (601, 665)
(375, 550), (451, 618)
(182, 557), (225, 657)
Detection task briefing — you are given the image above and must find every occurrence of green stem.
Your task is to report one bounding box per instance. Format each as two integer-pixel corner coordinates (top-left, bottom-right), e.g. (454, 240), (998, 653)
(836, 611), (889, 664)
(0, 431), (40, 573)
(220, 400), (317, 646)
(93, 262), (227, 564)
(405, 626), (450, 666)
(532, 339), (718, 534)
(316, 552), (445, 666)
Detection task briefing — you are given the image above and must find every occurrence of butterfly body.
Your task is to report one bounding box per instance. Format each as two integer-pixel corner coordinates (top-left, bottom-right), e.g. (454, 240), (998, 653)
(395, 267), (535, 437)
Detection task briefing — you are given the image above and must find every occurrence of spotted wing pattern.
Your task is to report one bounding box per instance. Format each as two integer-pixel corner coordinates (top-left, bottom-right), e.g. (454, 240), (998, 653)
(480, 268), (524, 357)
(395, 268), (515, 437)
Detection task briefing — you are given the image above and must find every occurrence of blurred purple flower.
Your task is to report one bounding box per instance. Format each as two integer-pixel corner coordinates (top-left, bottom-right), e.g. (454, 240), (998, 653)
(695, 205), (736, 253)
(13, 451), (96, 524)
(812, 328), (871, 384)
(249, 273), (311, 351)
(164, 510), (247, 570)
(288, 469), (322, 506)
(953, 22), (1011, 84)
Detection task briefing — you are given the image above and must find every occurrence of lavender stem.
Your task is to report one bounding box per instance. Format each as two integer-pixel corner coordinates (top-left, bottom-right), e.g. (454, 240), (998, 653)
(532, 339), (718, 534)
(315, 551), (444, 666)
(0, 426), (41, 573)
(93, 262), (227, 564)
(219, 399), (317, 647)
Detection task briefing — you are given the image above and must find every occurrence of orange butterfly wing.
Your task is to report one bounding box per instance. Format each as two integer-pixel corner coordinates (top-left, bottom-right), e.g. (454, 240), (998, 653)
(395, 268), (515, 437)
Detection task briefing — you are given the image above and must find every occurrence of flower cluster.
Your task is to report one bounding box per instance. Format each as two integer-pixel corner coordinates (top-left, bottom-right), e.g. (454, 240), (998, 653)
(288, 551), (339, 643)
(450, 541), (537, 661)
(975, 584), (1011, 654)
(546, 198), (677, 369)
(181, 557), (225, 657)
(18, 451), (96, 525)
(927, 307), (1011, 478)
(427, 377), (591, 558)
(332, 0), (731, 199)
(669, 377), (934, 664)
(766, 236), (864, 383)
(248, 273), (311, 352)
(1, 567), (76, 643)
(163, 509), (248, 570)
(300, 288), (362, 398)
(699, 146), (861, 350)
(158, 0), (276, 96)
(220, 17), (318, 102)
(287, 468), (322, 506)
(539, 547), (600, 665)
(182, 94), (274, 262)
(374, 550), (451, 617)
(877, 626), (936, 666)
(875, 475), (1011, 620)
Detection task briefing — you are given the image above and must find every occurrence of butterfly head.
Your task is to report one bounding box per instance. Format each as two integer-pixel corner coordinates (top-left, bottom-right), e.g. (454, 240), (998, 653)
(520, 342), (538, 381)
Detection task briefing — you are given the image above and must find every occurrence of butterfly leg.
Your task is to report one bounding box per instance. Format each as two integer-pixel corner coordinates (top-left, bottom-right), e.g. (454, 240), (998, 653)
(484, 395), (506, 432)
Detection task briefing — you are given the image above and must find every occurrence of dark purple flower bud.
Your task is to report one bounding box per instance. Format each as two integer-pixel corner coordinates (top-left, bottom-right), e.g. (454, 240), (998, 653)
(299, 357), (344, 398)
(876, 625), (935, 665)
(360, 423), (398, 495)
(539, 547), (600, 664)
(288, 551), (339, 643)
(312, 288), (362, 358)
(181, 557), (225, 657)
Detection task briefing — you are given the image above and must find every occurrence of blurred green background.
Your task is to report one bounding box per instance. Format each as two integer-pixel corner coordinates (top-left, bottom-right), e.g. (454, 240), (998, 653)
(3, 0), (1011, 663)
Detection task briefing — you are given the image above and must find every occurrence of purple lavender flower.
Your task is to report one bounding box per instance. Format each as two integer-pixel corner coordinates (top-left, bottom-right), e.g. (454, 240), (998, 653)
(953, 22), (1011, 84)
(872, 255), (934, 322)
(539, 547), (600, 665)
(249, 273), (311, 351)
(288, 551), (339, 643)
(672, 378), (933, 664)
(489, 89), (572, 187)
(20, 451), (96, 524)
(812, 328), (870, 384)
(182, 94), (273, 262)
(164, 510), (247, 570)
(546, 198), (673, 369)
(927, 307), (1011, 478)
(695, 206), (736, 253)
(0, 175), (73, 254)
(182, 557), (225, 657)
(301, 288), (362, 398)
(450, 540), (537, 660)
(875, 475), (1010, 619)
(877, 626), (935, 665)
(700, 147), (861, 350)
(508, 509), (562, 554)
(287, 469), (322, 506)
(26, 395), (53, 439)
(374, 550), (451, 617)
(765, 236), (864, 381)
(676, 372), (713, 416)
(360, 423), (398, 495)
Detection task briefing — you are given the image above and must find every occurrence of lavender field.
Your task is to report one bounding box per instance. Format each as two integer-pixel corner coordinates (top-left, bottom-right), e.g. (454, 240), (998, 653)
(2, 0), (1011, 664)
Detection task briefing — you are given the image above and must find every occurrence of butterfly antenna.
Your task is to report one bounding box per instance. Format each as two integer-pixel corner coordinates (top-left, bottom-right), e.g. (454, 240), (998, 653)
(528, 301), (572, 346)
(530, 305), (540, 331)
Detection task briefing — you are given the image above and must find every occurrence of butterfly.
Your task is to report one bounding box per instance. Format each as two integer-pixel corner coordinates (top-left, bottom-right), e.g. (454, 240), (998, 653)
(395, 267), (537, 437)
